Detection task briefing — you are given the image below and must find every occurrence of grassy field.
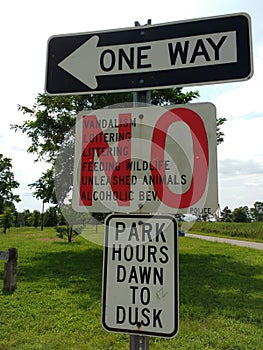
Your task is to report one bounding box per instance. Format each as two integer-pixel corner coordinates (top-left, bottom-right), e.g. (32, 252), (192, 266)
(0, 226), (262, 349)
(187, 221), (263, 242)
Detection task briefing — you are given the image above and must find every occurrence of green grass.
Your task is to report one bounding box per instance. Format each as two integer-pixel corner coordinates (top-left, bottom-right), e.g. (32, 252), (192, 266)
(0, 226), (262, 349)
(188, 221), (263, 243)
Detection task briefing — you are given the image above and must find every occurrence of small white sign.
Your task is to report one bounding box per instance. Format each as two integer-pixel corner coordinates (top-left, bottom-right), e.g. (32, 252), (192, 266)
(0, 251), (9, 261)
(102, 214), (179, 338)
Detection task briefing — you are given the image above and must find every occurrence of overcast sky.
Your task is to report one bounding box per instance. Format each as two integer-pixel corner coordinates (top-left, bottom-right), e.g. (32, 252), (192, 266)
(1, 0), (262, 212)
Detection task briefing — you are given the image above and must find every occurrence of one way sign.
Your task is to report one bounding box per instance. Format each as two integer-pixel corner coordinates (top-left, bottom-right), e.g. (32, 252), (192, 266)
(45, 13), (252, 95)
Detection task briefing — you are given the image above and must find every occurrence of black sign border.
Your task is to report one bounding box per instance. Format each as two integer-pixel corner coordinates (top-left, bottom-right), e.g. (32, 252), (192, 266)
(46, 13), (253, 95)
(101, 213), (179, 338)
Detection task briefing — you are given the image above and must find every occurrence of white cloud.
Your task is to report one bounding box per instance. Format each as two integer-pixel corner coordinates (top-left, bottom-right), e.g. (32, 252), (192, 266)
(219, 159), (263, 176)
(219, 173), (263, 210)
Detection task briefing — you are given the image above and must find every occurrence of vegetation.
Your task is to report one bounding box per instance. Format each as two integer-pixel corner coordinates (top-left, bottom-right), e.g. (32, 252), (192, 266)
(0, 207), (15, 233)
(0, 207), (58, 233)
(188, 221), (263, 242)
(220, 206), (232, 222)
(220, 203), (263, 223)
(0, 226), (262, 349)
(0, 154), (20, 214)
(0, 154), (20, 233)
(56, 225), (79, 243)
(232, 206), (251, 223)
(250, 201), (263, 222)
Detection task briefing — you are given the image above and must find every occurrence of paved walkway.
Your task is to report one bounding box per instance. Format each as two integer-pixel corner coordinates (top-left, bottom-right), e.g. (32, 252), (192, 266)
(185, 233), (263, 250)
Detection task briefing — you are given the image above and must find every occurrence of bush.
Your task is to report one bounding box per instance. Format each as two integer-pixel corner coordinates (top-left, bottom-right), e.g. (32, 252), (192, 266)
(56, 225), (80, 243)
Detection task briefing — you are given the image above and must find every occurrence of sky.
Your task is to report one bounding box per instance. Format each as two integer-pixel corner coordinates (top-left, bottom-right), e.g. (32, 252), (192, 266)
(0, 0), (263, 213)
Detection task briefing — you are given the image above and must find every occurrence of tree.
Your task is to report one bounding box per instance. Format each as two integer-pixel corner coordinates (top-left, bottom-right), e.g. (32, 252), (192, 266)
(44, 207), (58, 227)
(232, 206), (251, 223)
(30, 210), (41, 227)
(56, 225), (78, 243)
(0, 154), (20, 213)
(29, 168), (57, 205)
(1, 207), (15, 233)
(216, 116), (227, 145)
(250, 201), (263, 222)
(15, 211), (26, 227)
(22, 209), (32, 226)
(221, 206), (232, 222)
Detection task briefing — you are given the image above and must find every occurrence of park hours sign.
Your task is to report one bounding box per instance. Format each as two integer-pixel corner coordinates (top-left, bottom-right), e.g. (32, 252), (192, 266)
(102, 214), (178, 338)
(72, 103), (218, 215)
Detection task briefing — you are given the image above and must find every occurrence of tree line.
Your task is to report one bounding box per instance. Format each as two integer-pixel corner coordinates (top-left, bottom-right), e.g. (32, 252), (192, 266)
(220, 203), (263, 223)
(0, 207), (60, 233)
(1, 201), (263, 234)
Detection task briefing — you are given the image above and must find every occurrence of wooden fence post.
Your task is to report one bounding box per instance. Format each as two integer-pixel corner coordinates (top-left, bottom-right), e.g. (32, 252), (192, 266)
(3, 248), (18, 291)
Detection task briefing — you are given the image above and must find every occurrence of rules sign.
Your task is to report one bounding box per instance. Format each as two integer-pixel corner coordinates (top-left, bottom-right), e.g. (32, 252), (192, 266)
(102, 214), (179, 338)
(72, 103), (218, 214)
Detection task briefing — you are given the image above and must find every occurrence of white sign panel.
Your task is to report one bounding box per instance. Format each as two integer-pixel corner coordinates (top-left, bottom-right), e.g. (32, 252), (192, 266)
(73, 103), (218, 215)
(102, 214), (178, 338)
(0, 251), (9, 261)
(58, 31), (237, 90)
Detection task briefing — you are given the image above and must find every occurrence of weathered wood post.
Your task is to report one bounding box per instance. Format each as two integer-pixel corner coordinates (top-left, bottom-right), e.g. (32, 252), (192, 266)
(3, 248), (18, 291)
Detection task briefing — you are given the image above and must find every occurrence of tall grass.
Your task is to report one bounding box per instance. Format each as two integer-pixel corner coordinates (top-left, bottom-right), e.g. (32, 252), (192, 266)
(189, 222), (263, 242)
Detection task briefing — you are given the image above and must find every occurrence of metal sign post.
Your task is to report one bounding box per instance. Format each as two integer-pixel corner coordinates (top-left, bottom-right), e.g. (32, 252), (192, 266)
(129, 95), (150, 349)
(130, 335), (149, 350)
(130, 65), (151, 348)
